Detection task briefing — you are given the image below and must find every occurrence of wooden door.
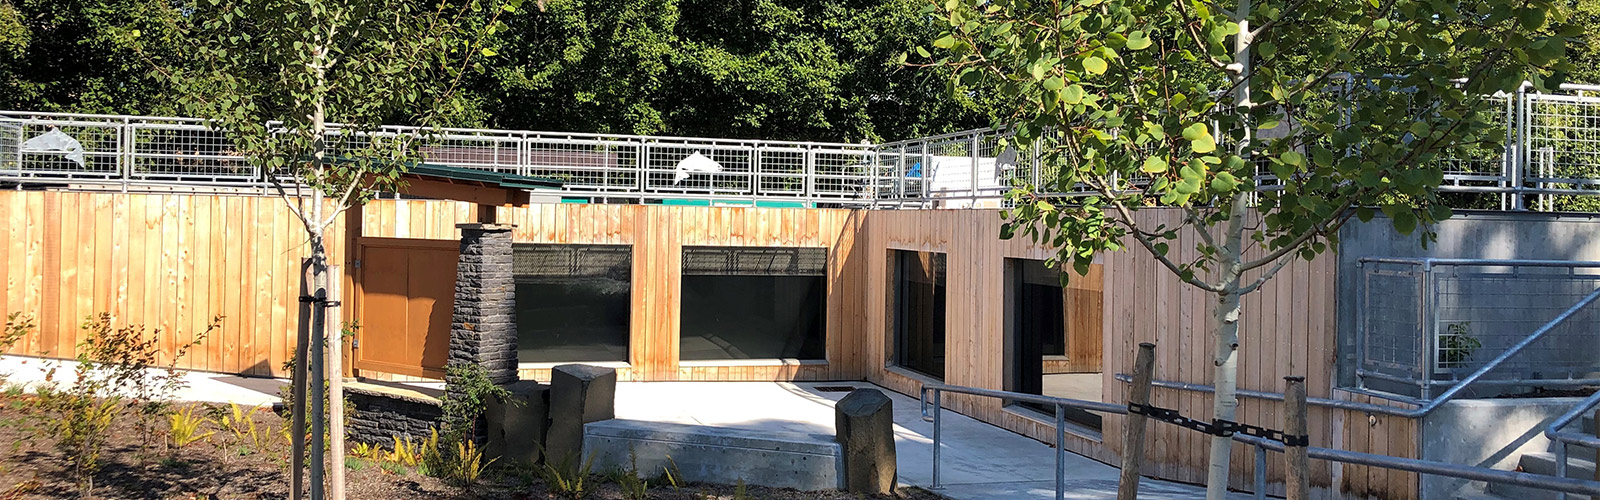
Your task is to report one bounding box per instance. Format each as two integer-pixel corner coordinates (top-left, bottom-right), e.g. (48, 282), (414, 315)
(355, 237), (458, 378)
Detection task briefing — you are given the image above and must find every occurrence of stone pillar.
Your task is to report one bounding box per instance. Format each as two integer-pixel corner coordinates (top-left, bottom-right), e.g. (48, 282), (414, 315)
(546, 364), (618, 463)
(449, 223), (518, 386)
(836, 388), (896, 495)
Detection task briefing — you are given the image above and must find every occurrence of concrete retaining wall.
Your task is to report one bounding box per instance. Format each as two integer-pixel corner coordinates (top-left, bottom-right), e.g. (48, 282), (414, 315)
(1420, 397), (1585, 499)
(582, 419), (844, 491)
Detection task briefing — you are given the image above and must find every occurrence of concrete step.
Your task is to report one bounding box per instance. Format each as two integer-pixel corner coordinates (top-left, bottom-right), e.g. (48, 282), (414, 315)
(1454, 487), (1517, 500)
(1486, 452), (1597, 500)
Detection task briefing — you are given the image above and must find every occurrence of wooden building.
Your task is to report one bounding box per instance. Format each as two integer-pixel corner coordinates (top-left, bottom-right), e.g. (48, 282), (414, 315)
(0, 190), (1416, 499)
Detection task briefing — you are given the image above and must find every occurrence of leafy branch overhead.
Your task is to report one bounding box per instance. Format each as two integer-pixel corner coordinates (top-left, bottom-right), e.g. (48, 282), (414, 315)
(916, 0), (1574, 288)
(150, 0), (530, 229)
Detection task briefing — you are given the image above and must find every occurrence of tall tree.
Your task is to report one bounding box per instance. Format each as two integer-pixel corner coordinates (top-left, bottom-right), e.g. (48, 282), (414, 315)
(919, 0), (1572, 497)
(0, 0), (187, 113)
(153, 0), (517, 497)
(471, 0), (998, 141)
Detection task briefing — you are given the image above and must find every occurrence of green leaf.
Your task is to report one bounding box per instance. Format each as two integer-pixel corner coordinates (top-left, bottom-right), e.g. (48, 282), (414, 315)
(1083, 56), (1108, 75)
(1043, 77), (1065, 91)
(1061, 84), (1085, 104)
(1281, 151), (1305, 167)
(1191, 137), (1216, 154)
(1181, 123), (1209, 141)
(480, 47), (498, 57)
(916, 46), (931, 58)
(1210, 171), (1239, 192)
(1125, 31), (1151, 50)
(1141, 156), (1169, 173)
(933, 35), (956, 49)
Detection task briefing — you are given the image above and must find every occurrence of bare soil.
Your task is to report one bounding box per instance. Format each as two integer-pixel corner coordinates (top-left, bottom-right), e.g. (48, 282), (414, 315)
(0, 395), (938, 500)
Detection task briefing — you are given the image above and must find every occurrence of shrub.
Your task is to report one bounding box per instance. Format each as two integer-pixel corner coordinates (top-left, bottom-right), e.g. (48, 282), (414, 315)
(444, 439), (496, 487)
(167, 405), (215, 449)
(75, 313), (216, 459)
(439, 362), (512, 442)
(539, 451), (597, 500)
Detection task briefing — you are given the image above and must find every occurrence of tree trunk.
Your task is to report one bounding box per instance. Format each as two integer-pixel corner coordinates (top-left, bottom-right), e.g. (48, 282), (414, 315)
(1205, 194), (1251, 500)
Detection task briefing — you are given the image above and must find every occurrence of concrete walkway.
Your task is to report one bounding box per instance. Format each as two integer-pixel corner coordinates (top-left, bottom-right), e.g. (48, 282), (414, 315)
(0, 355), (286, 407)
(614, 381), (1250, 500)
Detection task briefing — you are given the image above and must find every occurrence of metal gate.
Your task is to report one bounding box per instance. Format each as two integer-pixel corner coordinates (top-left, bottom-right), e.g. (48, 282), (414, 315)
(354, 237), (458, 379)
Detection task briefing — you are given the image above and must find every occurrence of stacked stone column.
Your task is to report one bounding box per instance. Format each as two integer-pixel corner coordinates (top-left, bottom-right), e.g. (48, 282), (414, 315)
(449, 223), (518, 388)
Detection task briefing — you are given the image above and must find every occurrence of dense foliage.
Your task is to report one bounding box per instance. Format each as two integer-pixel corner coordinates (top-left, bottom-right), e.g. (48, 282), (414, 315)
(0, 0), (999, 142)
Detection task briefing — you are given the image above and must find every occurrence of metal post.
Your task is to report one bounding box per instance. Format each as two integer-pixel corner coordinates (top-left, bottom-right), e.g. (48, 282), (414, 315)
(1512, 86), (1528, 210)
(1117, 343), (1156, 500)
(1055, 405), (1066, 500)
(1254, 444), (1267, 500)
(932, 389), (943, 489)
(1557, 443), (1569, 500)
(970, 132), (980, 203)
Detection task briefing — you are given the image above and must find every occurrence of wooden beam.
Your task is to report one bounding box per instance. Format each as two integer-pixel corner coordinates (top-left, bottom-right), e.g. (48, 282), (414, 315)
(396, 176), (530, 207)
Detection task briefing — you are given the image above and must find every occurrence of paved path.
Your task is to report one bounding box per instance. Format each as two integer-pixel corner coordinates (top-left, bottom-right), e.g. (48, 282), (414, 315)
(0, 356), (1245, 499)
(0, 354), (286, 407)
(614, 381), (1250, 500)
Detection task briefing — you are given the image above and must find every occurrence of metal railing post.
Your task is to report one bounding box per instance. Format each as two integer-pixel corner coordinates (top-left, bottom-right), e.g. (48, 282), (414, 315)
(1055, 405), (1066, 500)
(932, 389), (943, 489)
(1558, 443), (1569, 500)
(1254, 444), (1267, 500)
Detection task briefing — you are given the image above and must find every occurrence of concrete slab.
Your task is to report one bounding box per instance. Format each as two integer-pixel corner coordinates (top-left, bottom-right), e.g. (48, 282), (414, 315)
(583, 419), (843, 491)
(0, 354), (285, 406)
(613, 381), (1250, 500)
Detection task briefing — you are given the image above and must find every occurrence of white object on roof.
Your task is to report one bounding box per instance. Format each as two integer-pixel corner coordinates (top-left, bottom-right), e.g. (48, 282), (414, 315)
(674, 151), (723, 184)
(22, 128), (86, 167)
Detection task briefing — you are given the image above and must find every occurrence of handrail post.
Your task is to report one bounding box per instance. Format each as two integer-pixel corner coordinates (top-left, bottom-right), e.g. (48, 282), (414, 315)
(932, 389), (943, 490)
(1557, 443), (1569, 500)
(1117, 343), (1156, 500)
(1286, 376), (1310, 500)
(1055, 405), (1066, 500)
(1254, 444), (1267, 500)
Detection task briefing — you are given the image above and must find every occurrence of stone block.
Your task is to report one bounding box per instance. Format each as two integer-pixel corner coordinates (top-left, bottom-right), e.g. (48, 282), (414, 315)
(835, 388), (896, 495)
(583, 419), (843, 491)
(485, 380), (550, 467)
(547, 364), (617, 463)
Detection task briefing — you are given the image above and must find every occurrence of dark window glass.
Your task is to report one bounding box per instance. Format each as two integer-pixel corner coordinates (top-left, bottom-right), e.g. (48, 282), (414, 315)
(514, 244), (631, 363)
(680, 247), (827, 360)
(1007, 259), (1100, 429)
(893, 250), (946, 380)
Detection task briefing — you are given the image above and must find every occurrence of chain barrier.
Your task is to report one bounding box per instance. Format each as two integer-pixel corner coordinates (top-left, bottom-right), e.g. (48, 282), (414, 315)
(1129, 403), (1308, 447)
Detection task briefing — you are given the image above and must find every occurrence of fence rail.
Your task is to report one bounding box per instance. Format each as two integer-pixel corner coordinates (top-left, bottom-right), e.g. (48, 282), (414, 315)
(7, 84), (1600, 208)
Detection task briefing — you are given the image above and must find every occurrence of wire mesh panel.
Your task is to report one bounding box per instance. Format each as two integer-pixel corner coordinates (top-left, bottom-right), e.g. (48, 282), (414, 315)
(522, 137), (640, 193)
(755, 147), (807, 197)
(129, 124), (253, 180)
(1525, 93), (1600, 210)
(642, 143), (756, 197)
(1357, 258), (1600, 400)
(0, 120), (19, 174)
(1358, 261), (1427, 394)
(10, 118), (124, 178)
(811, 148), (874, 201)
(421, 133), (523, 174)
(1430, 264), (1600, 388)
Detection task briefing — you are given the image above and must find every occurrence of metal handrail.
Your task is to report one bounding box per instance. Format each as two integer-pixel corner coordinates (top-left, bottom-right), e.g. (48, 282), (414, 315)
(916, 382), (1126, 500)
(1116, 283), (1600, 422)
(917, 381), (1600, 499)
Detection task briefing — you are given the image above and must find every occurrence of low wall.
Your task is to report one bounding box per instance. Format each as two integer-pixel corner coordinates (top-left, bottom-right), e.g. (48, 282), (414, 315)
(582, 419), (844, 491)
(1420, 397), (1584, 499)
(346, 382), (446, 445)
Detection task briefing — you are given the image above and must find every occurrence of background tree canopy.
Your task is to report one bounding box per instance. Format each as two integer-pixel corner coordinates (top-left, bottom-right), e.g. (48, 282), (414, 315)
(0, 0), (1002, 142)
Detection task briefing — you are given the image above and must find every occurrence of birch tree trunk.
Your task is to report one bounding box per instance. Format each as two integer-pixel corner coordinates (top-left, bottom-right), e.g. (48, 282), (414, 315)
(1205, 194), (1250, 500)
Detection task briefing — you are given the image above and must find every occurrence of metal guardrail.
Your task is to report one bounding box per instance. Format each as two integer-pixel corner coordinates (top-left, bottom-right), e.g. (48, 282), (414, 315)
(9, 84), (1600, 208)
(1357, 258), (1600, 399)
(916, 383), (1126, 500)
(917, 381), (1600, 500)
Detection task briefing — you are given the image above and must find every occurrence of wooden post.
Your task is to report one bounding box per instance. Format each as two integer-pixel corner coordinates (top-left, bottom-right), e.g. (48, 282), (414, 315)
(1117, 342), (1156, 500)
(309, 263), (327, 500)
(327, 266), (345, 500)
(1285, 376), (1310, 500)
(292, 262), (312, 500)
